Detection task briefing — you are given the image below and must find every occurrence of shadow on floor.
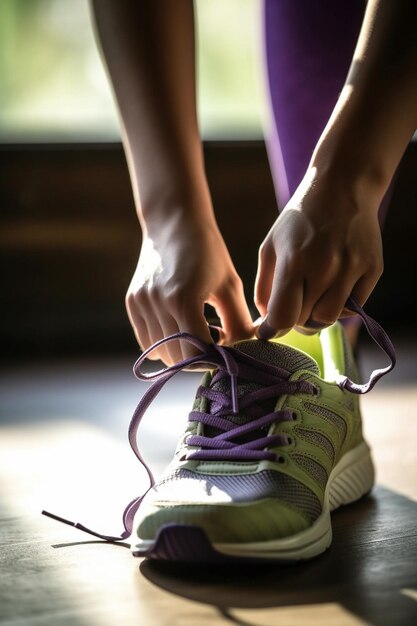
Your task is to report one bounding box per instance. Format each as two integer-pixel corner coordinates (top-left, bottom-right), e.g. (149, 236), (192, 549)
(140, 486), (417, 626)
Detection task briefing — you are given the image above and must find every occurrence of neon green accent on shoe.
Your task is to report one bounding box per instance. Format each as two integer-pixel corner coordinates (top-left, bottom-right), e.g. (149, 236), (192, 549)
(273, 329), (324, 376)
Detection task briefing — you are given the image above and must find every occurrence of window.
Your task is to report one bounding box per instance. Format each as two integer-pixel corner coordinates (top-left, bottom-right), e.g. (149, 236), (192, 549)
(0, 0), (265, 142)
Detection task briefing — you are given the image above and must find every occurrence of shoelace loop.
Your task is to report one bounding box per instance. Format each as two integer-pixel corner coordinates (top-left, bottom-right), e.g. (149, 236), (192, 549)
(341, 296), (396, 393)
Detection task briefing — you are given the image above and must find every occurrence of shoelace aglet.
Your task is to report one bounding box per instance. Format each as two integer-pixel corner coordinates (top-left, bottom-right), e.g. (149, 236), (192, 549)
(41, 510), (94, 534)
(42, 509), (79, 528)
(42, 510), (126, 542)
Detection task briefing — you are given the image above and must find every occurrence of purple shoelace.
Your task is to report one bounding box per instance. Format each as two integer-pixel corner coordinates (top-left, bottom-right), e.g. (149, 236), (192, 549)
(42, 297), (396, 542)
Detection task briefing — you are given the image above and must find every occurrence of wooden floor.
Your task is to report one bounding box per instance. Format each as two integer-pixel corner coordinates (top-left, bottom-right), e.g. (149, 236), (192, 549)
(1, 339), (416, 626)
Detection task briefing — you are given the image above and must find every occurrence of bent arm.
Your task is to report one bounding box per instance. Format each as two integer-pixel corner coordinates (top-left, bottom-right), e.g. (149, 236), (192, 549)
(257, 0), (417, 337)
(90, 0), (254, 362)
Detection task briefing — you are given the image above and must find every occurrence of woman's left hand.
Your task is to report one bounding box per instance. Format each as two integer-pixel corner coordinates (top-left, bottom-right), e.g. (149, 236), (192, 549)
(254, 167), (384, 338)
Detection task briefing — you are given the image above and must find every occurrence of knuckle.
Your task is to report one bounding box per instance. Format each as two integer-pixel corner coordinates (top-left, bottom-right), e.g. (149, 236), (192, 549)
(280, 252), (307, 277)
(125, 292), (144, 315)
(125, 291), (135, 310)
(344, 251), (361, 270)
(228, 272), (243, 291)
(165, 285), (188, 312)
(370, 257), (384, 277)
(259, 239), (276, 265)
(126, 283), (150, 306)
(324, 250), (342, 272)
(259, 240), (269, 258)
(217, 273), (243, 298)
(147, 283), (162, 302)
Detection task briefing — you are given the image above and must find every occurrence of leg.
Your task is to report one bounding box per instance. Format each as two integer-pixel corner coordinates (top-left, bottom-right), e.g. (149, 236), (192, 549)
(262, 0), (378, 348)
(263, 0), (366, 205)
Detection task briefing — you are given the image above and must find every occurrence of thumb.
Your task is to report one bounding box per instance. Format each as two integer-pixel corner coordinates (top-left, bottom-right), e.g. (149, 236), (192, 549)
(254, 241), (276, 318)
(256, 262), (303, 340)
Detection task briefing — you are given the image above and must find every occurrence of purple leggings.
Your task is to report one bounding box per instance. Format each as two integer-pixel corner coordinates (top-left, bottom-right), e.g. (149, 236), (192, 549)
(263, 0), (365, 206)
(263, 0), (392, 326)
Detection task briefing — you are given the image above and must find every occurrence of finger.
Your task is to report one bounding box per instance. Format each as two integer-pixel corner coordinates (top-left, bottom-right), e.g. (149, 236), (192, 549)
(254, 242), (276, 318)
(137, 299), (172, 365)
(347, 267), (383, 313)
(125, 294), (151, 350)
(257, 261), (303, 339)
(306, 271), (363, 329)
(126, 306), (152, 353)
(177, 300), (214, 359)
(212, 278), (254, 344)
(337, 255), (383, 317)
(295, 261), (341, 327)
(157, 313), (184, 364)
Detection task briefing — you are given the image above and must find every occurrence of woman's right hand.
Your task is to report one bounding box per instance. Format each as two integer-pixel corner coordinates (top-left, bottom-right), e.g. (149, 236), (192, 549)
(126, 215), (254, 365)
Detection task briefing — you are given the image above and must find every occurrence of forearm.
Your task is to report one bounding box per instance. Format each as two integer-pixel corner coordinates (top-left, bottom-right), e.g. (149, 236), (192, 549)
(311, 0), (417, 202)
(90, 0), (213, 231)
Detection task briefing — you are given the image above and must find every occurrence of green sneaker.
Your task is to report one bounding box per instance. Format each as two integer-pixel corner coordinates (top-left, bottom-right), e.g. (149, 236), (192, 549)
(128, 300), (394, 562)
(43, 298), (395, 562)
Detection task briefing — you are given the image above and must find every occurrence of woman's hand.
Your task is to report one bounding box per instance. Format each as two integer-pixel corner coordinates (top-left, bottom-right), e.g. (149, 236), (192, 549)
(255, 167), (384, 338)
(126, 215), (254, 364)
(92, 0), (255, 365)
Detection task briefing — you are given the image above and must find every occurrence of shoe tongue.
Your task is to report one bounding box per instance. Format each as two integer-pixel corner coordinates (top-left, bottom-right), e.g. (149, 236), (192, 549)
(232, 339), (320, 375)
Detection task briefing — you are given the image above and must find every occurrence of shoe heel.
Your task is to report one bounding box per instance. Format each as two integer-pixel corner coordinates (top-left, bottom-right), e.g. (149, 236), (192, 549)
(328, 443), (375, 512)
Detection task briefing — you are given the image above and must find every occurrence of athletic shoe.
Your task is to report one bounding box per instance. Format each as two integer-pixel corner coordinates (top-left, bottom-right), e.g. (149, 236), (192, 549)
(42, 297), (395, 563)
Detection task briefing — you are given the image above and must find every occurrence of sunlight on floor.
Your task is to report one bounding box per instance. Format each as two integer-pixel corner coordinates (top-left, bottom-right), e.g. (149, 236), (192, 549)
(401, 588), (417, 602)
(1, 360), (416, 626)
(361, 388), (417, 502)
(228, 604), (369, 626)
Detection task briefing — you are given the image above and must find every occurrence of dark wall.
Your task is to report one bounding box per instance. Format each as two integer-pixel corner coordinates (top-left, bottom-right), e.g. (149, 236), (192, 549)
(1, 141), (416, 357)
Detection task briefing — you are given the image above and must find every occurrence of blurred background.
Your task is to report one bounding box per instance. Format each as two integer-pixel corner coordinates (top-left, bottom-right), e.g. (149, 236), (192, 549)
(1, 5), (416, 624)
(1, 0), (416, 359)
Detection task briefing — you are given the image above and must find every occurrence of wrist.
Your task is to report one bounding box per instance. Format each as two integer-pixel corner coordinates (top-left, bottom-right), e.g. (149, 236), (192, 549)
(310, 151), (388, 215)
(141, 198), (218, 239)
(310, 121), (391, 211)
(309, 86), (406, 206)
(139, 176), (217, 235)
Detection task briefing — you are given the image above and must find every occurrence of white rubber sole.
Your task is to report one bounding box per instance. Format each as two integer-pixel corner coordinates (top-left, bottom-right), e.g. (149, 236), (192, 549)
(210, 440), (375, 561)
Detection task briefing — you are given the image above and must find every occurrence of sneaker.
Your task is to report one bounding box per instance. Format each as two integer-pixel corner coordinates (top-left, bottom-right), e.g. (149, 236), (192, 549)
(43, 298), (395, 563)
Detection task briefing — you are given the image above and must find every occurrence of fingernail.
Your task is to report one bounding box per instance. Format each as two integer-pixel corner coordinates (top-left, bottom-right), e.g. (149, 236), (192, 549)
(275, 327), (292, 338)
(296, 326), (317, 336)
(257, 321), (276, 340)
(304, 318), (327, 330)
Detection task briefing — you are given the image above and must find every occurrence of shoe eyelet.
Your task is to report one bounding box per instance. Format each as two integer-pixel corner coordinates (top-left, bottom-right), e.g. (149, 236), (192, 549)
(287, 437), (292, 445)
(277, 455), (286, 464)
(292, 412), (298, 421)
(312, 385), (320, 397)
